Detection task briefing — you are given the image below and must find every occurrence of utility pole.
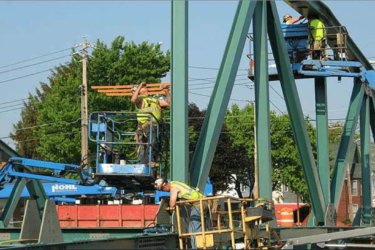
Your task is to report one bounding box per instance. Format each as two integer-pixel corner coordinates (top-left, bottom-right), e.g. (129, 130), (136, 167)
(81, 39), (89, 168)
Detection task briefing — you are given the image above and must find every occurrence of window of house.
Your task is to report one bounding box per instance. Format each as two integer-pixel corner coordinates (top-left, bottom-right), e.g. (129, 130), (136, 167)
(352, 180), (358, 196)
(281, 184), (289, 193)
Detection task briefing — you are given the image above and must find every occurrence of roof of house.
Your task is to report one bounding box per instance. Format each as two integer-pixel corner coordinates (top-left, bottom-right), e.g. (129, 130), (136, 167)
(0, 140), (19, 158)
(350, 143), (375, 179)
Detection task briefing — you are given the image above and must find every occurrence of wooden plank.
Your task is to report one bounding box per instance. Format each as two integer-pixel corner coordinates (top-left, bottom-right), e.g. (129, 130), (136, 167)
(97, 88), (164, 93)
(104, 91), (167, 97)
(91, 82), (170, 90)
(91, 83), (171, 97)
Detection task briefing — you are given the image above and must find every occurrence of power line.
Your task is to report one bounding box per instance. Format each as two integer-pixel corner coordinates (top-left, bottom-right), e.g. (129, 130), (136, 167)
(0, 47), (76, 70)
(189, 74), (248, 82)
(0, 103), (24, 110)
(189, 77), (250, 86)
(189, 91), (251, 103)
(2, 130), (79, 144)
(0, 54), (71, 75)
(0, 107), (23, 114)
(189, 65), (249, 71)
(12, 118), (81, 133)
(269, 100), (285, 114)
(1, 113), (349, 143)
(270, 84), (285, 101)
(189, 81), (252, 91)
(0, 98), (27, 106)
(0, 68), (52, 85)
(0, 118), (81, 140)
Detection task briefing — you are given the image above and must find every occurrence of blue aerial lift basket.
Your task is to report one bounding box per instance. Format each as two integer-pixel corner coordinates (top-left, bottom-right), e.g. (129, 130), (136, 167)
(89, 111), (162, 192)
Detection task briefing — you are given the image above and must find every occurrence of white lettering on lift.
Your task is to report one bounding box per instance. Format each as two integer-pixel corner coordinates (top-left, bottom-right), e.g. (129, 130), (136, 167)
(51, 184), (78, 193)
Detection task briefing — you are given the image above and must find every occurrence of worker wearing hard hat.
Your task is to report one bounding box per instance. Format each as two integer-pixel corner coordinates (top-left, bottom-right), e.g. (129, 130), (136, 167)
(283, 14), (304, 24)
(154, 178), (204, 249)
(308, 17), (326, 59)
(154, 178), (204, 210)
(131, 82), (170, 165)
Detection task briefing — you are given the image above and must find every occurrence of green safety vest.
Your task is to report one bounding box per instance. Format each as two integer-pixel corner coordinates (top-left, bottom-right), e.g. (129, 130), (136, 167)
(171, 181), (204, 200)
(309, 19), (325, 41)
(137, 97), (161, 124)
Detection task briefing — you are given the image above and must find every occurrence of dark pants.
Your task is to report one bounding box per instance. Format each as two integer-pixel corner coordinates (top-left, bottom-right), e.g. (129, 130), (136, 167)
(135, 123), (156, 164)
(311, 40), (326, 60)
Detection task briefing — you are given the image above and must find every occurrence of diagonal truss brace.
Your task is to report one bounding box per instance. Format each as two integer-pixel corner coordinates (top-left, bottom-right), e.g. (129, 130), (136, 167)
(190, 0), (256, 190)
(331, 79), (364, 209)
(267, 0), (326, 224)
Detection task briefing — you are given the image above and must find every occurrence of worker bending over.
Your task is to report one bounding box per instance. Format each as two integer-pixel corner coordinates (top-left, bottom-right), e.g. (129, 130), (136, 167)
(154, 178), (205, 249)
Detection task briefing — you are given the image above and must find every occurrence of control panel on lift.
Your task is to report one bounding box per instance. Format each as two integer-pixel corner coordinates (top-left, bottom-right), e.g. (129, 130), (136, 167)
(281, 23), (310, 63)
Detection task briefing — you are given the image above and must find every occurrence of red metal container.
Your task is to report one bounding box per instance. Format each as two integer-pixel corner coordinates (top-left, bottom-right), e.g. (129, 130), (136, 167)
(57, 204), (159, 228)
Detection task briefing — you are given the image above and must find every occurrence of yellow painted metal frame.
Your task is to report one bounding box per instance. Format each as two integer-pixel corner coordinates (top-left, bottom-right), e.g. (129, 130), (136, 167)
(175, 196), (273, 249)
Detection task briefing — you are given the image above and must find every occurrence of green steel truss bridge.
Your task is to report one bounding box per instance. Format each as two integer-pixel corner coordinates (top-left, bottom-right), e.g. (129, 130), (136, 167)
(1, 1), (375, 249)
(170, 0), (375, 229)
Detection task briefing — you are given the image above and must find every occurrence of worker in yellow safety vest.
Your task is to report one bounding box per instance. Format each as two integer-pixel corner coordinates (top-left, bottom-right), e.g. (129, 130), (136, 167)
(154, 178), (204, 209)
(154, 178), (205, 249)
(309, 18), (326, 59)
(131, 82), (170, 165)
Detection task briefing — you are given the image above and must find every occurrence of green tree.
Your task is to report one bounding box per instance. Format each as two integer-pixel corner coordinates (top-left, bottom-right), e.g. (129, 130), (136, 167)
(222, 104), (317, 202)
(10, 83), (51, 158)
(12, 36), (170, 165)
(270, 114), (317, 202)
(218, 104), (255, 197)
(187, 103), (253, 197)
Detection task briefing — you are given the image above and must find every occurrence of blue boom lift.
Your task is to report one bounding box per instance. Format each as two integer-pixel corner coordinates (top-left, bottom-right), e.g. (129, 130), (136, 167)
(249, 22), (375, 85)
(283, 22), (375, 84)
(0, 109), (167, 229)
(0, 157), (117, 203)
(0, 108), (166, 202)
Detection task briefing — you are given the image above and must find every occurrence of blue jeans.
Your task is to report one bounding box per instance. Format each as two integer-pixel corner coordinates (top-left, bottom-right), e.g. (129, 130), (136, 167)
(189, 205), (202, 249)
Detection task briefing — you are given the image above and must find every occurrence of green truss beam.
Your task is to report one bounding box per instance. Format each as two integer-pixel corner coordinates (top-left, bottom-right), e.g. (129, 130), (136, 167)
(0, 178), (48, 228)
(331, 79), (364, 209)
(315, 78), (330, 204)
(0, 178), (26, 228)
(267, 0), (325, 224)
(253, 0), (272, 199)
(370, 94), (375, 143)
(190, 0), (256, 190)
(26, 179), (48, 218)
(171, 0), (188, 182)
(360, 94), (372, 224)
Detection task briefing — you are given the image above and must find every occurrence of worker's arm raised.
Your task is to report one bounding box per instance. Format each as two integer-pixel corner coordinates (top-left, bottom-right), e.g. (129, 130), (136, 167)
(131, 82), (146, 103)
(159, 83), (170, 108)
(288, 15), (304, 24)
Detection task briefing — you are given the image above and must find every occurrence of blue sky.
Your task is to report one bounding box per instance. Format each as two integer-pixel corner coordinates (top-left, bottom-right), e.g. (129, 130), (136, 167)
(0, 1), (374, 149)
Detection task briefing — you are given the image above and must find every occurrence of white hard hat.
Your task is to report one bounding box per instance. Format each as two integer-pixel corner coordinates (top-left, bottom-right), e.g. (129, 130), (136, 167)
(131, 85), (137, 93)
(154, 178), (165, 190)
(283, 14), (292, 23)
